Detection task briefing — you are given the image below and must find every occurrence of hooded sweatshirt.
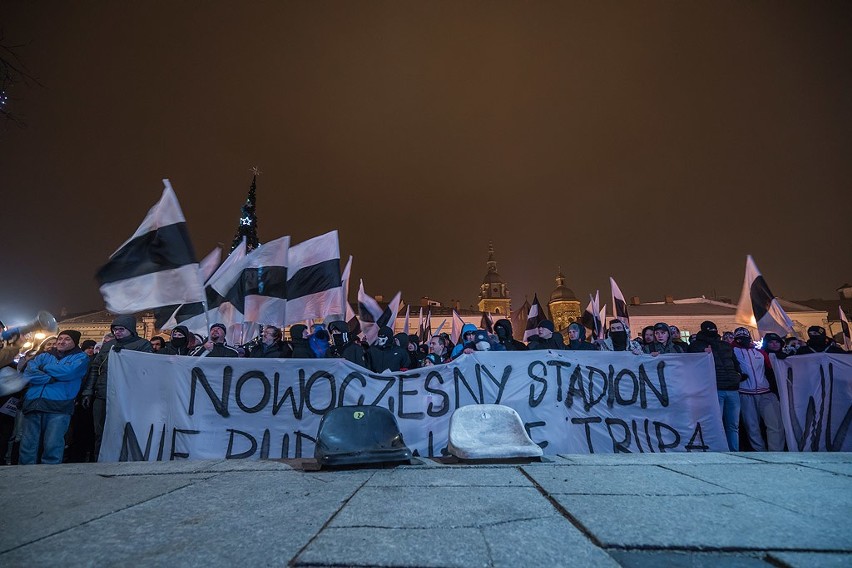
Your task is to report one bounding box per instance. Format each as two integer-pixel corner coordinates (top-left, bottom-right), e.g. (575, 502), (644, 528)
(494, 319), (527, 351)
(566, 323), (597, 351)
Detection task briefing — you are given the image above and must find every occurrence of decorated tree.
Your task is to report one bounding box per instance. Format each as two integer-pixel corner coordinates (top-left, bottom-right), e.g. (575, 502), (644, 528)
(230, 169), (261, 252)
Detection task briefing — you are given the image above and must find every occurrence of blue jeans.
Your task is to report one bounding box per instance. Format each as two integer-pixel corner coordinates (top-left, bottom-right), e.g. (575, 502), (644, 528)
(718, 390), (741, 451)
(19, 412), (72, 465)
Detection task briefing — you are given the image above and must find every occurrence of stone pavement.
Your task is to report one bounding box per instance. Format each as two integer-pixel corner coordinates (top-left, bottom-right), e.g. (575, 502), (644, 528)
(1, 452), (850, 567)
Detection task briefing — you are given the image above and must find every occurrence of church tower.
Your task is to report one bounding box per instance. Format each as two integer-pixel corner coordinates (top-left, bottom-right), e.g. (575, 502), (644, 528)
(477, 242), (511, 316)
(548, 269), (581, 331)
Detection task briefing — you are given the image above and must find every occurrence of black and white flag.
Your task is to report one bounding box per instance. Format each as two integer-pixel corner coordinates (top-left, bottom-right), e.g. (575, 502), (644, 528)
(96, 180), (204, 313)
(451, 309), (465, 344)
(403, 305), (411, 335)
(735, 255), (793, 336)
(285, 230), (343, 325)
(480, 311), (494, 334)
(154, 246), (222, 329)
(580, 291), (603, 340)
(418, 308), (432, 344)
(357, 280), (401, 344)
(609, 277), (630, 326)
(511, 299), (530, 342)
(840, 306), (851, 352)
(163, 239), (248, 335)
(242, 235), (290, 326)
(523, 294), (547, 342)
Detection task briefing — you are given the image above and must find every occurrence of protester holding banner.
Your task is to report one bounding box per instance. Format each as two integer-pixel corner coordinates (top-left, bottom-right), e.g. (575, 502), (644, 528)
(596, 320), (642, 354)
(428, 335), (450, 363)
(643, 322), (685, 355)
(289, 324), (315, 359)
(249, 326), (291, 358)
(527, 320), (564, 350)
(566, 322), (597, 351)
(796, 326), (846, 355)
(19, 330), (89, 465)
(688, 321), (743, 451)
(82, 315), (153, 457)
(368, 326), (408, 372)
(494, 319), (527, 351)
(158, 325), (194, 356)
(326, 321), (366, 367)
(191, 324), (239, 357)
(732, 327), (784, 451)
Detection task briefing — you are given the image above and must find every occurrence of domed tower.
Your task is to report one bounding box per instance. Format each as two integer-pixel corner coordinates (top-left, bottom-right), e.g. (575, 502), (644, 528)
(477, 242), (511, 316)
(549, 269), (581, 331)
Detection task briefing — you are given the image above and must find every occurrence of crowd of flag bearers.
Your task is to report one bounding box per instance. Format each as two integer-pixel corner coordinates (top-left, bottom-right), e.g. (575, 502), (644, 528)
(1, 180), (849, 465)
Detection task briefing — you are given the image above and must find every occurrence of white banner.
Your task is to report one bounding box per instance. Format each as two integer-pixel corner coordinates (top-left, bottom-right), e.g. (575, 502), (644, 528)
(773, 353), (852, 452)
(101, 350), (727, 461)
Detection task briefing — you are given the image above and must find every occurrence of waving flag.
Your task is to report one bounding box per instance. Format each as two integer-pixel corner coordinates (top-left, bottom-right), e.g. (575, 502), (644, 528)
(511, 298), (530, 342)
(96, 180), (204, 313)
(735, 255), (794, 336)
(284, 230), (343, 325)
(523, 294), (547, 342)
(242, 236), (290, 325)
(357, 281), (401, 343)
(154, 246), (222, 329)
(609, 277), (629, 326)
(581, 291), (603, 340)
(839, 306), (851, 351)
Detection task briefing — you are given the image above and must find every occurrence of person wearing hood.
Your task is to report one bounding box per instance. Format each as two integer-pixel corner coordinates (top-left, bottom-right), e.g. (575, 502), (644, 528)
(368, 326), (408, 372)
(326, 321), (366, 367)
(249, 326), (291, 358)
(596, 320), (643, 354)
(643, 322), (685, 355)
(762, 333), (788, 360)
(688, 320), (743, 451)
(19, 330), (90, 464)
(308, 325), (331, 358)
(157, 326), (194, 356)
(566, 322), (597, 351)
(494, 319), (527, 351)
(731, 327), (784, 451)
(289, 324), (315, 359)
(450, 324), (479, 359)
(471, 329), (505, 352)
(527, 320), (564, 351)
(669, 325), (689, 352)
(191, 323), (239, 357)
(796, 326), (846, 354)
(393, 333), (420, 369)
(82, 315), (152, 458)
(408, 334), (426, 367)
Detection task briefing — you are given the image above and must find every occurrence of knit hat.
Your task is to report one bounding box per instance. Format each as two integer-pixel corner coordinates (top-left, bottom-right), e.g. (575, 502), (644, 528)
(58, 330), (82, 346)
(81, 339), (97, 350)
(700, 321), (718, 333)
(807, 325), (826, 337)
(653, 322), (670, 332)
(210, 323), (227, 334)
(763, 332), (784, 344)
(539, 320), (555, 332)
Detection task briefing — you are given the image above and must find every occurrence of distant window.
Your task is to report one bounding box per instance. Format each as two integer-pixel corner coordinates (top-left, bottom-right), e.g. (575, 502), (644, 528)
(495, 308), (501, 314)
(493, 287), (499, 294)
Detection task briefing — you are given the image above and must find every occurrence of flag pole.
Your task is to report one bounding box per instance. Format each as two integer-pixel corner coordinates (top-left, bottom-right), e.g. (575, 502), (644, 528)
(433, 319), (447, 337)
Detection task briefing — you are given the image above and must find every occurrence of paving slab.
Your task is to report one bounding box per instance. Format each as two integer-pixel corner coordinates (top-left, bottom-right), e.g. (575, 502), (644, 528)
(295, 526), (490, 567)
(0, 471), (213, 553)
(523, 464), (732, 496)
(365, 466), (533, 487)
(0, 470), (372, 566)
(330, 485), (555, 529)
(556, 453), (758, 465)
(608, 550), (772, 567)
(550, 493), (850, 550)
(766, 551), (852, 567)
(663, 463), (852, 522)
(740, 452), (852, 464)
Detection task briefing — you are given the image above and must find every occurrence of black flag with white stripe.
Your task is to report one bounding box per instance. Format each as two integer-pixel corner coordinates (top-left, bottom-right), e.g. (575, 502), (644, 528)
(285, 231), (344, 325)
(524, 294), (547, 341)
(735, 255), (793, 336)
(609, 277), (630, 326)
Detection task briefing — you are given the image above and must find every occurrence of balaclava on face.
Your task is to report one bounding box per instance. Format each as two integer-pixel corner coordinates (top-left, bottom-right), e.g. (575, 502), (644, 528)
(610, 326), (627, 350)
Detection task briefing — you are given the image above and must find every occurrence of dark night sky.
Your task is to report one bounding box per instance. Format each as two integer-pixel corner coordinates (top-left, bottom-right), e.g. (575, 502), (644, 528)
(1, 2), (851, 325)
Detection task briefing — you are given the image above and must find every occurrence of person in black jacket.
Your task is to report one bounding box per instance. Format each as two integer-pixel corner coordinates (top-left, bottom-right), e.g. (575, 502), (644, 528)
(158, 326), (194, 356)
(249, 326), (291, 358)
(326, 321), (366, 368)
(796, 326), (846, 354)
(494, 319), (527, 351)
(688, 320), (743, 451)
(527, 320), (563, 351)
(289, 324), (315, 359)
(368, 326), (408, 372)
(191, 324), (239, 357)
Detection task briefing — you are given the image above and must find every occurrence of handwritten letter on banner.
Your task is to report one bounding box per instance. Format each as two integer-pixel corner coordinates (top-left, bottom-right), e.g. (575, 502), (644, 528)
(773, 353), (852, 452)
(101, 350), (729, 462)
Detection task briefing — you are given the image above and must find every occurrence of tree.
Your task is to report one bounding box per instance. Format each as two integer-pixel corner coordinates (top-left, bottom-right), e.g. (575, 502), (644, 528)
(230, 170), (261, 252)
(1, 31), (40, 127)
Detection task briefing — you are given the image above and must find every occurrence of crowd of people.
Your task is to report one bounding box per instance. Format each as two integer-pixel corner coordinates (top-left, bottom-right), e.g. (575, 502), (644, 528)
(0, 314), (846, 465)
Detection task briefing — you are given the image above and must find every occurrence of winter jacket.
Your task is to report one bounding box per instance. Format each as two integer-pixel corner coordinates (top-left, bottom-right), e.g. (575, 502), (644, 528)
(82, 316), (153, 400)
(642, 340), (685, 355)
(528, 334), (564, 351)
(368, 343), (408, 373)
(687, 330), (742, 390)
(566, 323), (598, 351)
(23, 348), (89, 414)
(494, 319), (528, 351)
(289, 325), (315, 359)
(327, 342), (367, 368)
(733, 346), (776, 395)
(191, 343), (239, 357)
(249, 341), (291, 358)
(451, 324), (478, 358)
